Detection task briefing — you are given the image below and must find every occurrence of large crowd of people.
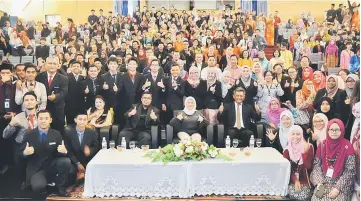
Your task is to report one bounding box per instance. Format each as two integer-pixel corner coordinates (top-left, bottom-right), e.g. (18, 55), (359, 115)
(0, 2), (360, 200)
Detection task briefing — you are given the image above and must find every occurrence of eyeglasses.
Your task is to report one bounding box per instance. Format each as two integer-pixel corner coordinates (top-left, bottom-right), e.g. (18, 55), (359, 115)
(314, 120), (324, 123)
(346, 80), (355, 83)
(329, 128), (341, 133)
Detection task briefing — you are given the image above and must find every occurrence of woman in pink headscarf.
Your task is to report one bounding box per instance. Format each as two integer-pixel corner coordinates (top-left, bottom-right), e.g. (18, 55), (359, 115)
(266, 98), (286, 128)
(283, 125), (314, 200)
(310, 119), (356, 201)
(325, 39), (339, 70)
(312, 71), (326, 91)
(351, 127), (360, 201)
(302, 67), (314, 80)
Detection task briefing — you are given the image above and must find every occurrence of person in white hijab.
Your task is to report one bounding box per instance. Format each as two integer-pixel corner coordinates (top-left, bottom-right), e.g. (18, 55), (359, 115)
(266, 110), (295, 153)
(169, 97), (209, 142)
(310, 113), (328, 146)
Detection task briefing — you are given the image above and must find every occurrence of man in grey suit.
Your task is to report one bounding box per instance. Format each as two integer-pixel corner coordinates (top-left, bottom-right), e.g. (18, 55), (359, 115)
(3, 91), (38, 189)
(253, 29), (268, 51)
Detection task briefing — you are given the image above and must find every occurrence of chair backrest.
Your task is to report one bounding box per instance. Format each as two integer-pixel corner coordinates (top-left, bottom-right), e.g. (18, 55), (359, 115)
(309, 53), (322, 64)
(24, 49), (32, 55)
(173, 110), (204, 117)
(318, 61), (325, 70)
(21, 56), (34, 63)
(328, 67), (340, 75)
(8, 56), (21, 65)
(0, 50), (4, 56)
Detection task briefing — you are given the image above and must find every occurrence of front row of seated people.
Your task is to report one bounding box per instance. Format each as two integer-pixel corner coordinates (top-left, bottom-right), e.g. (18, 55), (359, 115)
(4, 88), (359, 200)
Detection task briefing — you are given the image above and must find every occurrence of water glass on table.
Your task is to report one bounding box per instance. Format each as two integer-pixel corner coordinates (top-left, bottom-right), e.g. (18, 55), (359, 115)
(256, 138), (262, 148)
(109, 140), (115, 149)
(129, 141), (136, 151)
(232, 139), (239, 148)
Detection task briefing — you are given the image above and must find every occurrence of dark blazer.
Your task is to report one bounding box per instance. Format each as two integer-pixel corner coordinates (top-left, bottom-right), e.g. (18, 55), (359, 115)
(204, 81), (223, 109)
(184, 80), (208, 110)
(164, 76), (185, 110)
(65, 73), (86, 115)
(120, 73), (145, 111)
(20, 128), (65, 183)
(313, 88), (348, 123)
(0, 81), (20, 115)
(100, 72), (122, 108)
(143, 73), (165, 110)
(282, 78), (304, 107)
(217, 102), (261, 130)
(84, 77), (104, 110)
(219, 55), (229, 71)
(123, 104), (160, 131)
(35, 45), (50, 60)
(64, 128), (99, 167)
(277, 74), (293, 103)
(235, 79), (258, 106)
(36, 72), (68, 127)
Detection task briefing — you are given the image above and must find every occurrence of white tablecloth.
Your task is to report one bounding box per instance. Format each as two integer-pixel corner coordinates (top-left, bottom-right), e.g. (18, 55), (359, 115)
(83, 147), (290, 198)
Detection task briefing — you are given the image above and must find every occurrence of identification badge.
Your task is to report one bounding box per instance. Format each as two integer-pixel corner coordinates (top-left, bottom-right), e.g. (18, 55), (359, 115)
(4, 99), (10, 109)
(49, 142), (56, 145)
(326, 167), (334, 177)
(295, 172), (299, 180)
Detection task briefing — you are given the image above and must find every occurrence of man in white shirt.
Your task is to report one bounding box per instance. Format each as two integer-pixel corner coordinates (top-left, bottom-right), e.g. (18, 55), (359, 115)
(15, 64), (47, 111)
(201, 56), (222, 80)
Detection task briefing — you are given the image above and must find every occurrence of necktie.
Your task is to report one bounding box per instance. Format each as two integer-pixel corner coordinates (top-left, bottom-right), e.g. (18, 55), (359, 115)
(41, 133), (47, 144)
(236, 104), (241, 129)
(112, 74), (116, 82)
(93, 80), (96, 94)
(28, 114), (35, 130)
(78, 132), (83, 145)
(48, 75), (53, 88)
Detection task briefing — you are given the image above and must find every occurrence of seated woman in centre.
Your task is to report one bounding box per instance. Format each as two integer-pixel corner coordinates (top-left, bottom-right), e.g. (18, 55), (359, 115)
(87, 95), (113, 130)
(169, 97), (209, 142)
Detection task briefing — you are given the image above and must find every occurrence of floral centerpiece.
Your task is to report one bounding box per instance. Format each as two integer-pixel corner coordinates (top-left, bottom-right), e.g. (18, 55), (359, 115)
(144, 141), (231, 164)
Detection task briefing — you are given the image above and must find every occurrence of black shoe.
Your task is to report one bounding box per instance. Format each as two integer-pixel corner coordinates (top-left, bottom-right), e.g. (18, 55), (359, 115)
(0, 164), (8, 174)
(58, 189), (70, 197)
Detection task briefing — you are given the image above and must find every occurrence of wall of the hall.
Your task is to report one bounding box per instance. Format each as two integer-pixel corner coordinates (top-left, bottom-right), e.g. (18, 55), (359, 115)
(17, 0), (114, 24)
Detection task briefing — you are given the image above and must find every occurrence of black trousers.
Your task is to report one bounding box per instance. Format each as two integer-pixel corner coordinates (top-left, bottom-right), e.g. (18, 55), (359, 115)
(117, 129), (151, 148)
(0, 118), (12, 166)
(227, 128), (253, 147)
(29, 157), (71, 193)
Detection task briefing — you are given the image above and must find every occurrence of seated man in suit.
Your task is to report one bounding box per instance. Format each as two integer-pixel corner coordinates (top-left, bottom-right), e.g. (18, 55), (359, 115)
(218, 87), (261, 147)
(65, 112), (99, 183)
(117, 92), (160, 147)
(20, 110), (71, 197)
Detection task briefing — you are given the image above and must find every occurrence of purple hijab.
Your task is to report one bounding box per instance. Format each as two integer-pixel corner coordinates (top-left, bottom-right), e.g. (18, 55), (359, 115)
(266, 98), (286, 126)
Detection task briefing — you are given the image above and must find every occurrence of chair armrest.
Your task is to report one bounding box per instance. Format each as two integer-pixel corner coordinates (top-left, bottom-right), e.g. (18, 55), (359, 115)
(166, 124), (174, 145)
(111, 125), (119, 143)
(217, 125), (225, 148)
(256, 123), (264, 140)
(100, 126), (111, 143)
(151, 125), (159, 149)
(206, 125), (214, 146)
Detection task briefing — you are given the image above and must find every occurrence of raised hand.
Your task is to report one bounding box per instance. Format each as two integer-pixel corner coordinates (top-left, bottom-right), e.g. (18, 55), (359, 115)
(103, 82), (109, 90)
(16, 80), (23, 90)
(113, 83), (118, 92)
(143, 79), (151, 89)
(284, 80), (290, 88)
(295, 180), (301, 192)
(266, 129), (277, 141)
(198, 115), (204, 122)
(157, 79), (165, 88)
(9, 115), (20, 127)
(150, 110), (157, 120)
(85, 86), (89, 94)
(128, 106), (137, 117)
(210, 85), (216, 93)
(304, 142), (310, 153)
(162, 104), (167, 111)
(345, 97), (350, 104)
(57, 140), (67, 154)
(23, 142), (34, 156)
(47, 91), (56, 101)
(328, 188), (340, 199)
(177, 112), (184, 120)
(84, 145), (91, 157)
(272, 79), (278, 85)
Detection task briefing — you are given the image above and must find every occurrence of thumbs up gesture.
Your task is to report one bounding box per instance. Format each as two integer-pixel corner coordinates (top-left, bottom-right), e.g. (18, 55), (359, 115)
(210, 85), (216, 93)
(272, 79), (278, 85)
(177, 112), (184, 120)
(113, 83), (118, 92)
(143, 79), (151, 89)
(197, 115), (204, 122)
(345, 97), (350, 104)
(150, 110), (157, 120)
(47, 91), (56, 101)
(23, 142), (34, 156)
(219, 102), (224, 113)
(16, 80), (23, 90)
(84, 145), (91, 157)
(103, 82), (109, 90)
(57, 140), (67, 154)
(157, 79), (165, 88)
(85, 86), (89, 94)
(284, 80), (290, 88)
(128, 106), (137, 117)
(321, 65), (325, 72)
(255, 103), (260, 113)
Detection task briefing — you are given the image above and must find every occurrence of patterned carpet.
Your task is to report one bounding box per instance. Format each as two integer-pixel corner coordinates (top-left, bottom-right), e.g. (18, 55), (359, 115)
(46, 184), (291, 201)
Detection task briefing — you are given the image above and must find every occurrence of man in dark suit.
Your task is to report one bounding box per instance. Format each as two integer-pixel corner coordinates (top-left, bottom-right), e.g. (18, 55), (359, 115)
(163, 64), (185, 124)
(101, 57), (122, 124)
(84, 65), (104, 110)
(64, 112), (99, 183)
(117, 92), (160, 147)
(218, 87), (261, 147)
(20, 110), (71, 197)
(65, 61), (86, 125)
(36, 57), (68, 135)
(35, 38), (50, 60)
(120, 57), (145, 115)
(142, 59), (165, 110)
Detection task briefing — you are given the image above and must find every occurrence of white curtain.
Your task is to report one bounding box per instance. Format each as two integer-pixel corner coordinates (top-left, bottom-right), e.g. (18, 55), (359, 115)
(241, 0), (252, 13)
(257, 0), (268, 16)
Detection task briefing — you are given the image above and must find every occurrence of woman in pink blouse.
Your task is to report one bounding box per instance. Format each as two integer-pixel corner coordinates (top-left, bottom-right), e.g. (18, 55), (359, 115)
(340, 42), (354, 70)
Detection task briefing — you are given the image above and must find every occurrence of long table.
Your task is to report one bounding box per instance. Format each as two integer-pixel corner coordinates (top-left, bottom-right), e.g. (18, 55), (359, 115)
(83, 147), (291, 198)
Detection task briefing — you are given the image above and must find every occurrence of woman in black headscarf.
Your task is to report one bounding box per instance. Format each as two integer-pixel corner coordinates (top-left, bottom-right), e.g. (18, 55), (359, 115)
(314, 96), (334, 120)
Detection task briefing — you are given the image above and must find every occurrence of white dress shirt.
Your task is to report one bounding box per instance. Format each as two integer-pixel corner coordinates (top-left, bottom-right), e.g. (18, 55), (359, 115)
(233, 102), (244, 128)
(15, 81), (47, 111)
